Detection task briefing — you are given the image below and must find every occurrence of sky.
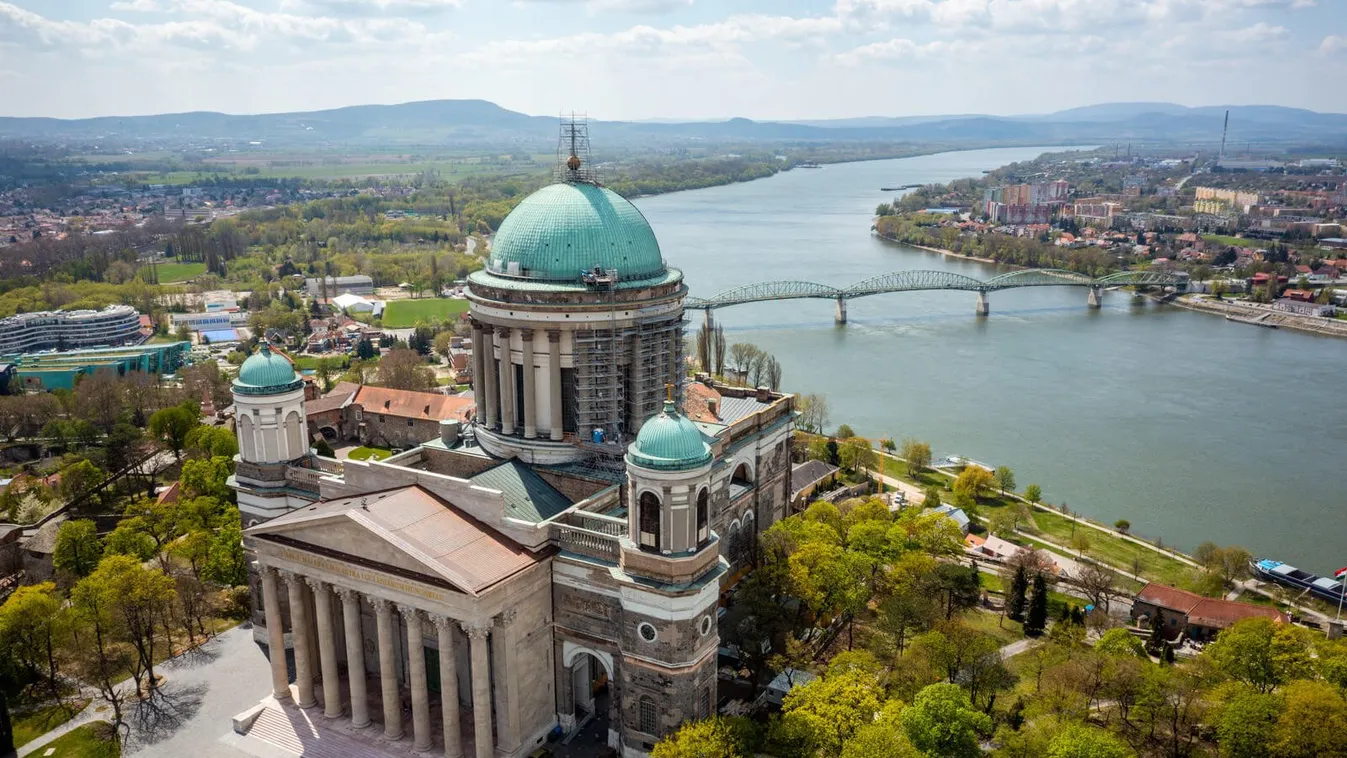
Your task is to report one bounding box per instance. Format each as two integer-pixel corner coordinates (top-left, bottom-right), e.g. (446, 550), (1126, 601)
(0, 0), (1344, 120)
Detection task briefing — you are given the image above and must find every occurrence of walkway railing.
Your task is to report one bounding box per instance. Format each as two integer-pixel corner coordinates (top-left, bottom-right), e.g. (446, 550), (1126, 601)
(554, 523), (621, 561)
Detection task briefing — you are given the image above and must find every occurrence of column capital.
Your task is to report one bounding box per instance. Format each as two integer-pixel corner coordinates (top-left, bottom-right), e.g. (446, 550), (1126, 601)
(258, 563), (278, 579)
(370, 597), (393, 615)
(461, 621), (492, 640)
(397, 603), (422, 623)
(520, 328), (534, 341)
(276, 568), (300, 585)
(304, 576), (327, 593)
(480, 322), (494, 334)
(431, 614), (457, 634)
(333, 586), (359, 603)
(496, 326), (512, 337)
(547, 329), (562, 343)
(494, 609), (517, 628)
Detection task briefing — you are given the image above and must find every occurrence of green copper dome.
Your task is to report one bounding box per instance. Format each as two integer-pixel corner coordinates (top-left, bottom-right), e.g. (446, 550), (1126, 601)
(486, 182), (665, 283)
(627, 400), (713, 471)
(233, 342), (304, 396)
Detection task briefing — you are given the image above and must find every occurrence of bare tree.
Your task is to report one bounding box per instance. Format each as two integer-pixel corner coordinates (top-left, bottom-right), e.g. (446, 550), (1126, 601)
(1074, 562), (1119, 613)
(712, 324), (726, 377)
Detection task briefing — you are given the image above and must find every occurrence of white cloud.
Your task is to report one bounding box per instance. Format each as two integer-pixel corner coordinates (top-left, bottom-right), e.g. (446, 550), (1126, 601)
(1223, 21), (1287, 43)
(586, 0), (695, 12)
(1321, 34), (1347, 55)
(278, 0), (463, 15)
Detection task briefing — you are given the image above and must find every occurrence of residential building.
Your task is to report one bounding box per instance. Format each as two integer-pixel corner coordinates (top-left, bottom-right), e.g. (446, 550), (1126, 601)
(168, 311), (249, 333)
(1273, 298), (1335, 317)
(1131, 582), (1287, 641)
(0, 305), (142, 354)
(305, 383), (475, 449)
(5, 342), (190, 391)
(1073, 200), (1124, 228)
(1194, 187), (1261, 214)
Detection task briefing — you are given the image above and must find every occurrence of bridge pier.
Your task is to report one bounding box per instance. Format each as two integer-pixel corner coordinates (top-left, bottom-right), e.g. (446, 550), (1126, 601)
(1087, 286), (1102, 309)
(834, 298), (847, 325)
(975, 291), (989, 317)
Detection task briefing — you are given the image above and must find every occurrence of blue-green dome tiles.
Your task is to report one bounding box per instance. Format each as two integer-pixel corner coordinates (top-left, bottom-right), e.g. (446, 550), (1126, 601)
(486, 182), (666, 283)
(233, 342), (304, 396)
(627, 400), (713, 471)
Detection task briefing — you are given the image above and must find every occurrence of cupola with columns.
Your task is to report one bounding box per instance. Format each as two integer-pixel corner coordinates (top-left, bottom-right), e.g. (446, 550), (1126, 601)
(624, 392), (715, 557)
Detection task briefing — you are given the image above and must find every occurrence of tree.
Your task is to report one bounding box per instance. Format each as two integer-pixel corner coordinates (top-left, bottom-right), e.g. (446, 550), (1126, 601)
(1024, 483), (1042, 505)
(726, 343), (761, 378)
(0, 582), (68, 690)
(988, 510), (1018, 538)
(796, 393), (830, 435)
(900, 683), (991, 758)
(355, 336), (377, 360)
(1113, 519), (1130, 534)
(900, 438), (931, 477)
(79, 555), (176, 693)
(782, 667), (884, 757)
(652, 716), (751, 758)
(1206, 617), (1312, 693)
(148, 404), (198, 461)
(1213, 683), (1282, 758)
(921, 486), (941, 509)
(835, 424), (855, 439)
(993, 465), (1015, 495)
(1095, 627), (1147, 659)
(930, 562), (981, 620)
(841, 701), (917, 758)
(377, 347), (437, 391)
(1006, 564), (1029, 622)
(181, 455), (234, 501)
(58, 459), (105, 506)
(52, 519), (102, 579)
(877, 584), (939, 661)
(1025, 571), (1049, 636)
(184, 425), (238, 459)
(204, 514), (248, 587)
(1074, 563), (1118, 612)
(838, 437), (877, 475)
(953, 466), (993, 502)
(1272, 680), (1347, 758)
(1045, 722), (1132, 758)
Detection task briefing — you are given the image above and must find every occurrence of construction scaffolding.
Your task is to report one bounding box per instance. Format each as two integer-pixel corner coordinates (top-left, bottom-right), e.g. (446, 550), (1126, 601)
(626, 317), (684, 429)
(555, 113), (601, 185)
(573, 314), (685, 446)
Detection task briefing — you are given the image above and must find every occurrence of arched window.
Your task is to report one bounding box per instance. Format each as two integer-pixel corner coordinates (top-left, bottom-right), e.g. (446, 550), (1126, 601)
(731, 463), (752, 489)
(639, 696), (658, 734)
(696, 488), (710, 544)
(638, 491), (661, 551)
(237, 413), (256, 460)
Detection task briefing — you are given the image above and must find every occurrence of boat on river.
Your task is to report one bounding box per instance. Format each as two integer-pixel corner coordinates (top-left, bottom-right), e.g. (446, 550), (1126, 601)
(1252, 559), (1345, 603)
(797, 162), (822, 169)
(880, 184), (922, 191)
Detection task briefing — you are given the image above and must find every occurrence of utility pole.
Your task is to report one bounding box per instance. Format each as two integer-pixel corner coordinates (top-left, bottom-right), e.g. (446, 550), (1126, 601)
(1217, 109), (1229, 167)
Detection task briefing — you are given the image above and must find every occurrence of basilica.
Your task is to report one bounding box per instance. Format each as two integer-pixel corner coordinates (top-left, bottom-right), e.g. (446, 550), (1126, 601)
(230, 146), (794, 758)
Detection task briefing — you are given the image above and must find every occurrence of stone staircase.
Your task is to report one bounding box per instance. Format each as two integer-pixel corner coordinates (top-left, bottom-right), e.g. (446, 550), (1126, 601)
(238, 700), (401, 758)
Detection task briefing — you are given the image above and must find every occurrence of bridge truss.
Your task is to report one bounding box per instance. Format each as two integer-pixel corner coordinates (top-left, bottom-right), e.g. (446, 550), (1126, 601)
(684, 268), (1182, 310)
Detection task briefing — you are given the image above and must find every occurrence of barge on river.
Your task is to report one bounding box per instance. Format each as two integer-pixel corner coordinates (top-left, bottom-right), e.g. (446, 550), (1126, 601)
(1252, 559), (1345, 603)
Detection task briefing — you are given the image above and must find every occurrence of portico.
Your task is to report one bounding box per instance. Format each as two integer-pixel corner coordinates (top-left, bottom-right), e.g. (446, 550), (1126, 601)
(244, 486), (557, 758)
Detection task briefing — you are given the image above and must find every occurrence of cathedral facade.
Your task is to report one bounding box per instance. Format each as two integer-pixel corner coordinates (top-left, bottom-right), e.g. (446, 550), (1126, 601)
(231, 160), (793, 757)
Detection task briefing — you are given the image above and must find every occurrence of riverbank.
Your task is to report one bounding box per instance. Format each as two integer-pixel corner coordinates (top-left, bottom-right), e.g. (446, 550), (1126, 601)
(873, 231), (1000, 265)
(1170, 294), (1347, 339)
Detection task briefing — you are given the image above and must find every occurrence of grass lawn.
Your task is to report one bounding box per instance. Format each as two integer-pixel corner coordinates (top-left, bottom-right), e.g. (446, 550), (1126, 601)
(1201, 234), (1274, 249)
(382, 298), (470, 328)
(138, 260), (206, 283)
(960, 608), (1023, 645)
(14, 698), (90, 747)
(36, 721), (120, 758)
(1025, 508), (1195, 588)
(292, 355), (350, 371)
(347, 446), (393, 461)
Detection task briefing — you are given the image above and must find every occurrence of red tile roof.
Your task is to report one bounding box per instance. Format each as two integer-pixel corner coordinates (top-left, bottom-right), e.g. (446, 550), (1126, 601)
(1135, 582), (1204, 613)
(353, 385), (474, 423)
(1135, 582), (1287, 629)
(682, 382), (722, 423)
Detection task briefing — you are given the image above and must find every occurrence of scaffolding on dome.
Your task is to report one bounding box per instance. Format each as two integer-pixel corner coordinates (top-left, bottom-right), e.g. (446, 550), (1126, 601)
(555, 113), (601, 185)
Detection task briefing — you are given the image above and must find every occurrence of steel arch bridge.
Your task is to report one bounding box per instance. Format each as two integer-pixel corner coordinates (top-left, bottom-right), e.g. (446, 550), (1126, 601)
(685, 268), (1179, 308)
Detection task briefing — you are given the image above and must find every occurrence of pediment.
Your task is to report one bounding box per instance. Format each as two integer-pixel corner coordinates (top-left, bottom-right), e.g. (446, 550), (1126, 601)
(264, 517), (446, 586)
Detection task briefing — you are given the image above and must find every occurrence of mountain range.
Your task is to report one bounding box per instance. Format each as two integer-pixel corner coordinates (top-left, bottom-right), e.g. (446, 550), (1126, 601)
(2, 100), (1344, 148)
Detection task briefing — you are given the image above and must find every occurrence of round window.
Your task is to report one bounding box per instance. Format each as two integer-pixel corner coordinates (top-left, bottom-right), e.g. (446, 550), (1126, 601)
(638, 622), (658, 642)
(699, 616), (713, 636)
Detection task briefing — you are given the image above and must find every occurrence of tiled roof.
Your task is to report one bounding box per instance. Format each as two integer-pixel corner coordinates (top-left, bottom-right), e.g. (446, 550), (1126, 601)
(1135, 582), (1204, 613)
(469, 460), (573, 523)
(1187, 598), (1287, 629)
(306, 382), (360, 415)
(353, 385), (474, 423)
(247, 486), (541, 595)
(790, 460), (838, 499)
(682, 382), (722, 423)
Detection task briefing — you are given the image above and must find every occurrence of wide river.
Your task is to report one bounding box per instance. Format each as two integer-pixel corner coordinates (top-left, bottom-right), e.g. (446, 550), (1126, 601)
(633, 146), (1347, 574)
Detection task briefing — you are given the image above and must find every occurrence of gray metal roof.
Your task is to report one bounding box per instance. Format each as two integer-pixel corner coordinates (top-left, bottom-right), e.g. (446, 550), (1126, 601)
(470, 460), (574, 523)
(717, 396), (769, 424)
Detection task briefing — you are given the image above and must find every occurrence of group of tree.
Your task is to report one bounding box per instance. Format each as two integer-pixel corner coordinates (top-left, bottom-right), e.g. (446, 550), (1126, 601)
(2, 436), (247, 740)
(725, 343), (784, 390)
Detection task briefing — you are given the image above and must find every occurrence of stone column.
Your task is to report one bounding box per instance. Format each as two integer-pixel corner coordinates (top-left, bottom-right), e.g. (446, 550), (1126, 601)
(282, 571), (316, 709)
(374, 599), (404, 741)
(496, 327), (515, 435)
(462, 622), (494, 758)
(471, 321), (486, 422)
(521, 329), (537, 439)
(401, 606), (432, 752)
(433, 616), (463, 758)
(308, 579), (343, 719)
(336, 588), (370, 729)
(260, 566), (290, 700)
(481, 324), (498, 430)
(490, 610), (520, 754)
(548, 331), (563, 441)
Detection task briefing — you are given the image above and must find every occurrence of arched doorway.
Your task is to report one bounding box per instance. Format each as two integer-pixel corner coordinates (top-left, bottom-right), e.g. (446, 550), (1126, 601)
(561, 644), (617, 747)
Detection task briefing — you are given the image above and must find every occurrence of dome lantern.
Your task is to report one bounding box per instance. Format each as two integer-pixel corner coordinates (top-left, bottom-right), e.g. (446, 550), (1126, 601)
(626, 399), (712, 472)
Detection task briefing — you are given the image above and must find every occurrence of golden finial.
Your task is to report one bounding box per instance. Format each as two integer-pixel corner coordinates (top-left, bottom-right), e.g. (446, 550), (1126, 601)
(665, 383), (674, 402)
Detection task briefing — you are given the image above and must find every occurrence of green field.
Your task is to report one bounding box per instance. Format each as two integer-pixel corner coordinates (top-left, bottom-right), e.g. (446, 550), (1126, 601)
(139, 260), (206, 282)
(14, 699), (89, 747)
(36, 721), (120, 757)
(347, 446), (393, 461)
(382, 298), (470, 328)
(1201, 234), (1275, 250)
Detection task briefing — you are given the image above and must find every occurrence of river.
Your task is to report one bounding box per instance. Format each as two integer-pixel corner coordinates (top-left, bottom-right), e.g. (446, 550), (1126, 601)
(634, 146), (1347, 574)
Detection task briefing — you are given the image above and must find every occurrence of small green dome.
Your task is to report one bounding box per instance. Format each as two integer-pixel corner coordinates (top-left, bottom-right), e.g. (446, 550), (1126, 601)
(233, 342), (303, 396)
(486, 182), (665, 283)
(626, 400), (713, 471)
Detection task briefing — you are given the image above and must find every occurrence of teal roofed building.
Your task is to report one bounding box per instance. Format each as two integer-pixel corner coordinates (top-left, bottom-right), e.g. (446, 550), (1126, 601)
(232, 342), (304, 396)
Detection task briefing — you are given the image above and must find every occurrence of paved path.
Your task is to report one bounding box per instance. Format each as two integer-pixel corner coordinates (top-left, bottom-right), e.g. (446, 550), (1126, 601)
(20, 626), (275, 758)
(998, 638), (1035, 660)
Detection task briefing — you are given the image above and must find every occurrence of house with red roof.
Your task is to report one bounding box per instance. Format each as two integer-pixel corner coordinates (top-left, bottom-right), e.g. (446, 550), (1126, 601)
(1131, 581), (1288, 641)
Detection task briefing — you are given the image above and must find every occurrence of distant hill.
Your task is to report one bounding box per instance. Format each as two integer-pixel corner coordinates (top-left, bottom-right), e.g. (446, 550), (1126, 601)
(2, 99), (1344, 148)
